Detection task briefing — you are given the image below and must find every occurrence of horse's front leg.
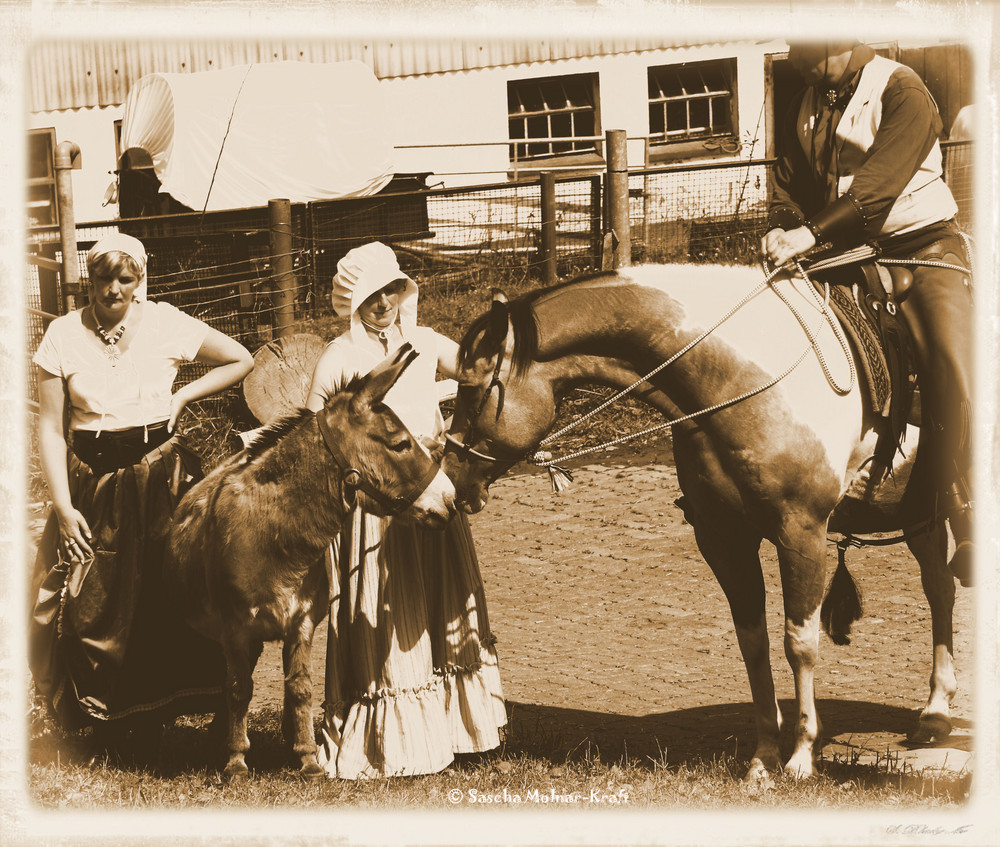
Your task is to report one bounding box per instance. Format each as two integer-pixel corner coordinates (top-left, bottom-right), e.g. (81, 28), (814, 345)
(906, 521), (957, 743)
(683, 501), (782, 780)
(282, 616), (324, 779)
(220, 630), (260, 782)
(775, 520), (830, 778)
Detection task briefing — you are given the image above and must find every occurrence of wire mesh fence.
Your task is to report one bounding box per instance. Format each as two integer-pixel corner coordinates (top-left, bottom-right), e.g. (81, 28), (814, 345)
(25, 141), (974, 426)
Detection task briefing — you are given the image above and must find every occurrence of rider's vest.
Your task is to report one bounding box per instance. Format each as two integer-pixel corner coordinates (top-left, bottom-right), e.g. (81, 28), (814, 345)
(796, 55), (957, 237)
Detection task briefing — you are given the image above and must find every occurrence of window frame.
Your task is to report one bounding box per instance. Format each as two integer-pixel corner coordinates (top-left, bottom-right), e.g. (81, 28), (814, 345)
(27, 127), (58, 228)
(646, 58), (739, 164)
(507, 72), (604, 175)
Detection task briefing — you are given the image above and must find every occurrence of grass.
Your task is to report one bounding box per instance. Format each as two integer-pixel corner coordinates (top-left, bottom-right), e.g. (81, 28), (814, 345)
(26, 702), (970, 811)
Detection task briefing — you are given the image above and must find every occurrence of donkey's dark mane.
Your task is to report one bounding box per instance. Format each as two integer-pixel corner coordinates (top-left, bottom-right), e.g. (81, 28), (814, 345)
(457, 271), (618, 380)
(242, 372), (372, 462)
(242, 406), (315, 462)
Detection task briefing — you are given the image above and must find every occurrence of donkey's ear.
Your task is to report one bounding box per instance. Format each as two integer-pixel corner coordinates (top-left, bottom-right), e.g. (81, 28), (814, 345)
(351, 343), (419, 414)
(490, 288), (508, 305)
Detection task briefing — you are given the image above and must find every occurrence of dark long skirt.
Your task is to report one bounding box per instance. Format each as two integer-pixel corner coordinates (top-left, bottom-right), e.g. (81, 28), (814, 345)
(29, 436), (225, 731)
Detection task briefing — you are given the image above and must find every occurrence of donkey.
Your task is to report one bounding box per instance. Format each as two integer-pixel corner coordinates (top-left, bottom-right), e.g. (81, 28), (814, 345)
(164, 344), (455, 781)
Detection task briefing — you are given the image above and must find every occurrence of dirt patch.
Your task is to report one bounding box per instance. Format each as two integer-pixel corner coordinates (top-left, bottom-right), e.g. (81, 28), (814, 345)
(251, 444), (974, 771)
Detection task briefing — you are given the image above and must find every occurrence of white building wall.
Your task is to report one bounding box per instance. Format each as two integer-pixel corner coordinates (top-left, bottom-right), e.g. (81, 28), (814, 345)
(27, 105), (123, 225)
(384, 41), (781, 187)
(29, 41), (784, 222)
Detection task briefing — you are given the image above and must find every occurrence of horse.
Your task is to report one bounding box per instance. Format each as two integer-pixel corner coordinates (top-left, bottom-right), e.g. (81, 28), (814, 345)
(164, 344), (456, 781)
(442, 263), (960, 780)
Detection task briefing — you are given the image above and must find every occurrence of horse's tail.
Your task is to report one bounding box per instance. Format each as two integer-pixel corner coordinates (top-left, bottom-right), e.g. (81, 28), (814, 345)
(820, 547), (864, 645)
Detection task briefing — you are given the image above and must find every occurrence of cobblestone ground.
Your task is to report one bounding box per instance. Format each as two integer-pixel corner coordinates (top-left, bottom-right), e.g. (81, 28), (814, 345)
(254, 445), (974, 772)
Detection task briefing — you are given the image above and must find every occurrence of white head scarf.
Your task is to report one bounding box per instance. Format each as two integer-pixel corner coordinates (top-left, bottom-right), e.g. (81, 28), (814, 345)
(87, 232), (148, 301)
(331, 242), (417, 344)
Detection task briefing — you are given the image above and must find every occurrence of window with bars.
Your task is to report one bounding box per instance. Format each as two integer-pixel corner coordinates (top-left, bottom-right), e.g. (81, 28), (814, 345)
(27, 128), (58, 227)
(507, 73), (600, 164)
(648, 59), (737, 150)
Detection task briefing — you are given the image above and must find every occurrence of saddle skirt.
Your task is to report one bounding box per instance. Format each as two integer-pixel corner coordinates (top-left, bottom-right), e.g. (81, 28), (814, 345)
(811, 260), (917, 474)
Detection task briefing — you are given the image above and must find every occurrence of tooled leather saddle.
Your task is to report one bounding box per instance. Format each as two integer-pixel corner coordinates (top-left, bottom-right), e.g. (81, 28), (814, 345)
(808, 259), (918, 474)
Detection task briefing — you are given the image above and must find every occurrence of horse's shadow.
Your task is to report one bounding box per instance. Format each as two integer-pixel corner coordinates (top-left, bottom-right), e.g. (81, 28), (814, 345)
(500, 698), (972, 768)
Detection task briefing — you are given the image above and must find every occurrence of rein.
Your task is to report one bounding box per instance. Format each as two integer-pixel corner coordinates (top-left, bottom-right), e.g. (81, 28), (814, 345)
(314, 410), (439, 516)
(530, 261), (851, 477)
(448, 247), (972, 489)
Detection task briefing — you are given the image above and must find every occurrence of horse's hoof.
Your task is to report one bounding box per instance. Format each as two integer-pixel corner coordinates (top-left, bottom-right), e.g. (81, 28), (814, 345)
(223, 762), (250, 783)
(742, 758), (775, 784)
(782, 754), (816, 780)
(909, 713), (952, 745)
(299, 761), (326, 780)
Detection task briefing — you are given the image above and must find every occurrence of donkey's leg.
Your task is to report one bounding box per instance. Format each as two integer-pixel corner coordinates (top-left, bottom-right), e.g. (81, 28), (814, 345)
(684, 508), (781, 781)
(774, 520), (830, 778)
(282, 617), (324, 779)
(906, 521), (957, 743)
(220, 631), (258, 782)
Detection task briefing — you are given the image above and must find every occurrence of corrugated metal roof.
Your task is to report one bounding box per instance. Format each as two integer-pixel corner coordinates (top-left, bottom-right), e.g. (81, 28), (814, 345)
(28, 37), (729, 113)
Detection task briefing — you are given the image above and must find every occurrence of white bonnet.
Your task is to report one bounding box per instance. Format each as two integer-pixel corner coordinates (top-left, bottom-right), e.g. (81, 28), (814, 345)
(87, 232), (148, 300)
(331, 241), (417, 330)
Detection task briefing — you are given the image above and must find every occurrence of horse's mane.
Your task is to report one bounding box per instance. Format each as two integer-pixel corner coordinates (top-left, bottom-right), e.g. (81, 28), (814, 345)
(457, 271), (618, 381)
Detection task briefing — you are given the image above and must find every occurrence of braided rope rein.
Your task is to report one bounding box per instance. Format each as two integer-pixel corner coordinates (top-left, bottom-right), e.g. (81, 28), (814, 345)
(530, 246), (973, 475)
(530, 262), (849, 469)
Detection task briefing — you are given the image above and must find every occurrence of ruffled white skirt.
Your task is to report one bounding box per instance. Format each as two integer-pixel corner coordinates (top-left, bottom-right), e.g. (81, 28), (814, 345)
(316, 508), (506, 778)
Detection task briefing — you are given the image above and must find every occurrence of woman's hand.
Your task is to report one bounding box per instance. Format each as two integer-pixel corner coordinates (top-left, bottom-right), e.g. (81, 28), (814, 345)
(168, 386), (191, 433)
(762, 225), (817, 268)
(54, 503), (93, 562)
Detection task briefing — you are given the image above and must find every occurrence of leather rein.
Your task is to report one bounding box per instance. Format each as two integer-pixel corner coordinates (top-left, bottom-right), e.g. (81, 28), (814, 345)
(315, 409), (440, 515)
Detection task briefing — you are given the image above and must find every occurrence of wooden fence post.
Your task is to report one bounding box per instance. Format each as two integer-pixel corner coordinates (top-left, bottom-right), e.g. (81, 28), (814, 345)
(269, 199), (295, 339)
(55, 141), (82, 312)
(590, 175), (603, 271)
(539, 171), (557, 285)
(605, 129), (631, 269)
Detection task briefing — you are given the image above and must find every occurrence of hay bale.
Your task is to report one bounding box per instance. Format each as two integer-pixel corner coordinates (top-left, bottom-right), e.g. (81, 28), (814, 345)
(243, 333), (326, 424)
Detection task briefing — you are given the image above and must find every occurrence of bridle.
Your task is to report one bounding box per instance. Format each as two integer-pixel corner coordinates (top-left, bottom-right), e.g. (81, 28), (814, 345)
(443, 321), (514, 467)
(315, 408), (440, 515)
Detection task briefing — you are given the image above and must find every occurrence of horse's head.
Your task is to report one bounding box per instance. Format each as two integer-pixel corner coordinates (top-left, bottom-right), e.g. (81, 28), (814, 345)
(321, 344), (455, 528)
(443, 290), (556, 513)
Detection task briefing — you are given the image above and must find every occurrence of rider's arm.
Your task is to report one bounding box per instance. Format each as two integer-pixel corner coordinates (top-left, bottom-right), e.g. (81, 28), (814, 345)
(806, 67), (943, 246)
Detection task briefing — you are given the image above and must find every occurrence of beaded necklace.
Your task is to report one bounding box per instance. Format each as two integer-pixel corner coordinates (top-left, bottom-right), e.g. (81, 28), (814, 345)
(93, 305), (129, 367)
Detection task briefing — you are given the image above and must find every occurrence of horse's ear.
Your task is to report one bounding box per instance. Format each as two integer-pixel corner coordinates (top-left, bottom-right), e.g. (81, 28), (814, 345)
(482, 296), (510, 355)
(351, 343), (418, 415)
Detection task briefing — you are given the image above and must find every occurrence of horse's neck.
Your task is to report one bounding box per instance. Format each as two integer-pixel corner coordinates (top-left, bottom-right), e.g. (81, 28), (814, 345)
(532, 284), (680, 388)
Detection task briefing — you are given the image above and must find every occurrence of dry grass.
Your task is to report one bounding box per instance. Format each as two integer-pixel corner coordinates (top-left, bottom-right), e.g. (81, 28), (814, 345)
(26, 704), (970, 811)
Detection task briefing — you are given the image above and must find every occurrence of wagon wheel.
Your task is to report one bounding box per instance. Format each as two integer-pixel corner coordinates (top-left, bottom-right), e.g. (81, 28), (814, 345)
(243, 333), (326, 425)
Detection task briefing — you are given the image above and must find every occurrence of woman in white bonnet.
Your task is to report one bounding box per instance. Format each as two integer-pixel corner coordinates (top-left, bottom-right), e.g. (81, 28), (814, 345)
(29, 232), (253, 758)
(306, 241), (506, 778)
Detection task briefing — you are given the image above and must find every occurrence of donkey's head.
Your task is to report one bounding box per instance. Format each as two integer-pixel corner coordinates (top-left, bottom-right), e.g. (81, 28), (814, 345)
(320, 343), (455, 528)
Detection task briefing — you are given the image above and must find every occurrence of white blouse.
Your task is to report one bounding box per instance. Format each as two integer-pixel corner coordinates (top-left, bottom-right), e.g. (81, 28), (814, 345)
(309, 324), (448, 443)
(33, 301), (208, 432)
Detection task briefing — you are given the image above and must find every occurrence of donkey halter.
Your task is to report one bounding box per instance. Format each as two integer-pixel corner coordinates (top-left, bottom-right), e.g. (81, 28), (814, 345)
(314, 408), (439, 515)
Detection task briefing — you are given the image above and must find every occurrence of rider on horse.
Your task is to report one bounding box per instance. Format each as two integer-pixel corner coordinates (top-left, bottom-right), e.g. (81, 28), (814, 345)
(762, 40), (974, 586)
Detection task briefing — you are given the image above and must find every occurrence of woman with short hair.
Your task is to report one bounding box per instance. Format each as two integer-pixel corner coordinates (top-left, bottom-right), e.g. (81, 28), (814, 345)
(30, 233), (254, 754)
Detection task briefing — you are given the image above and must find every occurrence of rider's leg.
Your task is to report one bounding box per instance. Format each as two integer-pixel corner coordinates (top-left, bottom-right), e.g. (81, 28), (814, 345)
(898, 243), (974, 585)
